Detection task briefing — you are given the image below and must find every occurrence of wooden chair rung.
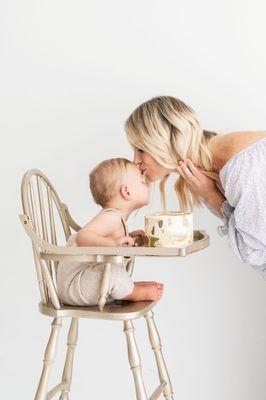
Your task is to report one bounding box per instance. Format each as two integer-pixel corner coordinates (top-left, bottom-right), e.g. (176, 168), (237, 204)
(149, 381), (167, 400)
(37, 176), (49, 242)
(46, 381), (67, 399)
(33, 246), (48, 304)
(47, 186), (57, 245)
(98, 262), (111, 311)
(47, 186), (58, 286)
(40, 259), (60, 309)
(29, 179), (41, 236)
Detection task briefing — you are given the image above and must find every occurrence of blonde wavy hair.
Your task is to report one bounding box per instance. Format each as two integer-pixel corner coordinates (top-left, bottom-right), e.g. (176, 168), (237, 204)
(125, 96), (219, 212)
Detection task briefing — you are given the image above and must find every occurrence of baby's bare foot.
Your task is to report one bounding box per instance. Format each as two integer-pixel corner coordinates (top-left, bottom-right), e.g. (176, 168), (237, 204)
(135, 281), (164, 290)
(122, 282), (164, 302)
(137, 282), (164, 301)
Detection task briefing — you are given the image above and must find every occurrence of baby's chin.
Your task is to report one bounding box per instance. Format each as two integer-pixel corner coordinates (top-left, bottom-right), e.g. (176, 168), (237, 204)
(136, 199), (150, 208)
(143, 198), (150, 206)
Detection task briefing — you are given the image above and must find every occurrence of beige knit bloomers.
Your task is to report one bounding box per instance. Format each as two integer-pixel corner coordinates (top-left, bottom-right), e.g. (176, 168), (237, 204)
(57, 233), (134, 306)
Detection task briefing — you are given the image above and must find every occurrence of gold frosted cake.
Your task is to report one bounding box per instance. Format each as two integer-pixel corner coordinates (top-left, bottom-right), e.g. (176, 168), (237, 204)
(145, 211), (193, 248)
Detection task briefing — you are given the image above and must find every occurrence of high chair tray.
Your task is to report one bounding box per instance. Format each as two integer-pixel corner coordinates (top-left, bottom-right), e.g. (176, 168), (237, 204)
(40, 230), (209, 261)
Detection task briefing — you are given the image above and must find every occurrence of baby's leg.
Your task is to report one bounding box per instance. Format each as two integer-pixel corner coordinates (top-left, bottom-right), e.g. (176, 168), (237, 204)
(121, 282), (164, 301)
(134, 281), (162, 286)
(105, 264), (163, 302)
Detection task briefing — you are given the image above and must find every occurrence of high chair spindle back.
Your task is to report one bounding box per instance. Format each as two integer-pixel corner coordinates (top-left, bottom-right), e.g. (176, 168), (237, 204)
(21, 169), (74, 307)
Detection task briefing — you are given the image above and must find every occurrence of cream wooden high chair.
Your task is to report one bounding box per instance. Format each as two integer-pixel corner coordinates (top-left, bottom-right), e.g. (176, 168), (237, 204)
(20, 169), (173, 400)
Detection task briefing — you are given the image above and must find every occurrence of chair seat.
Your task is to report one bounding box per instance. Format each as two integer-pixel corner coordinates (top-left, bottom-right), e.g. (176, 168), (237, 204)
(39, 300), (157, 321)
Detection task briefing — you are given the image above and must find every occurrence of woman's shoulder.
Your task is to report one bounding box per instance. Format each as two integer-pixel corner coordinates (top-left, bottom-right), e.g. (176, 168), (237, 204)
(210, 131), (266, 172)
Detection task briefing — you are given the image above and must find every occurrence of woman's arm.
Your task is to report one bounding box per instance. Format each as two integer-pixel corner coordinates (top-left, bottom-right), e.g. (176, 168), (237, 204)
(176, 158), (266, 268)
(203, 189), (226, 218)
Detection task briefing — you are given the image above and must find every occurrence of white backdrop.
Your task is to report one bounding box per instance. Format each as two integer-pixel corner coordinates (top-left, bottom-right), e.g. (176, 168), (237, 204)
(1, 1), (266, 399)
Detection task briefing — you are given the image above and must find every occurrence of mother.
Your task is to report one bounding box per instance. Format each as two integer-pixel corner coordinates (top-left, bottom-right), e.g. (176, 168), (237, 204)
(125, 96), (266, 277)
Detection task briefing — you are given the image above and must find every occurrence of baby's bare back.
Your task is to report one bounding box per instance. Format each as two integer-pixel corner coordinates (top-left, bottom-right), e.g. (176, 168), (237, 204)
(76, 209), (129, 247)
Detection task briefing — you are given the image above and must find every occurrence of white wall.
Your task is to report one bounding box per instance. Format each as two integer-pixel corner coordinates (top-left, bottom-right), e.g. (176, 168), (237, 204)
(1, 1), (266, 399)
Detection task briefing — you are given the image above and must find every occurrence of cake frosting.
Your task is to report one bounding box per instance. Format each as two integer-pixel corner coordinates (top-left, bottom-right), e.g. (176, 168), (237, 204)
(145, 211), (193, 248)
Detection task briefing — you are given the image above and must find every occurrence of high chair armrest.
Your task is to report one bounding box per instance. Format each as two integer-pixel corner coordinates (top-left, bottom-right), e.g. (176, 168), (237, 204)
(19, 213), (136, 261)
(61, 203), (82, 232)
(20, 214), (55, 252)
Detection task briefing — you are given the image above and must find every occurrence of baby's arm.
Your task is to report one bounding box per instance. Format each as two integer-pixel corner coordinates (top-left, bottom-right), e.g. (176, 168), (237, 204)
(76, 212), (133, 247)
(77, 230), (115, 247)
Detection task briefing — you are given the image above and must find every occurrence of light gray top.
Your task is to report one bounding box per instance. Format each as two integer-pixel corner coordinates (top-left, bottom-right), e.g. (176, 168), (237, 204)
(203, 137), (266, 278)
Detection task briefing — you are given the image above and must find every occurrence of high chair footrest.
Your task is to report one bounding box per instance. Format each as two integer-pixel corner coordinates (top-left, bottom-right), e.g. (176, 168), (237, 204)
(149, 381), (167, 400)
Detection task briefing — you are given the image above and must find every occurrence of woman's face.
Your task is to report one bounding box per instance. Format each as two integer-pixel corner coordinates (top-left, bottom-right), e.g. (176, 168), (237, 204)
(133, 149), (171, 181)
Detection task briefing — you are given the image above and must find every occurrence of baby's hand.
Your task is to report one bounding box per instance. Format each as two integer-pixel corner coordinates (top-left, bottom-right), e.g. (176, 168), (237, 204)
(129, 230), (146, 246)
(116, 236), (135, 247)
(129, 229), (145, 238)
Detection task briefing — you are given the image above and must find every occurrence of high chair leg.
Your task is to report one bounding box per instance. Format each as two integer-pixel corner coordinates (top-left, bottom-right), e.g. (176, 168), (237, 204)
(59, 318), (79, 400)
(144, 311), (174, 399)
(34, 317), (62, 400)
(124, 319), (148, 400)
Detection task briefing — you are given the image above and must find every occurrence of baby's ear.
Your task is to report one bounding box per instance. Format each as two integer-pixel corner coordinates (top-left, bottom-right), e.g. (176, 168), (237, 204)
(120, 185), (131, 200)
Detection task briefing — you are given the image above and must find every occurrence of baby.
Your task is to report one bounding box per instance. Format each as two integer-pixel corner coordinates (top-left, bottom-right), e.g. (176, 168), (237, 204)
(57, 158), (164, 306)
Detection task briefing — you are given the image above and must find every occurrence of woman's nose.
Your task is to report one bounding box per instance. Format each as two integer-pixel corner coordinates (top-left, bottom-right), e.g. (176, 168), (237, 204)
(133, 150), (142, 164)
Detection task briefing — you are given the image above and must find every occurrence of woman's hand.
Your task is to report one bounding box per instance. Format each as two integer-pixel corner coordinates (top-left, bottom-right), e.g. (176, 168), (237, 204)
(176, 159), (219, 200)
(129, 230), (146, 246)
(176, 159), (226, 217)
(115, 236), (135, 247)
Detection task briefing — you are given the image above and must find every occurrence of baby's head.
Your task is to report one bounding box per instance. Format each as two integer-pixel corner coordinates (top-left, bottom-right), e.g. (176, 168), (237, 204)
(89, 158), (150, 209)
